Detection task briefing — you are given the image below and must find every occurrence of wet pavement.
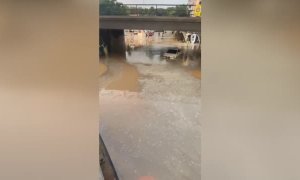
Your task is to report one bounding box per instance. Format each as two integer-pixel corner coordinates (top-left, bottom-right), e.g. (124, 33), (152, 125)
(99, 31), (201, 180)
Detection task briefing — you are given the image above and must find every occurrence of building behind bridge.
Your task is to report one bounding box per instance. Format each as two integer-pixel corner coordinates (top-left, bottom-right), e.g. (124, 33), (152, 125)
(188, 0), (201, 17)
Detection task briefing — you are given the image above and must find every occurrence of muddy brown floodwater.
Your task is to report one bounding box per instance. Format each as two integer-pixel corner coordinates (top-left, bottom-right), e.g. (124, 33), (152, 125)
(99, 61), (108, 76)
(106, 62), (140, 92)
(99, 31), (201, 180)
(191, 69), (201, 79)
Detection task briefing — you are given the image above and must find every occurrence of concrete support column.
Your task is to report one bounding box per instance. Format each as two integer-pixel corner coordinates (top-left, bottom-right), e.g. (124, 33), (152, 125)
(100, 29), (126, 57)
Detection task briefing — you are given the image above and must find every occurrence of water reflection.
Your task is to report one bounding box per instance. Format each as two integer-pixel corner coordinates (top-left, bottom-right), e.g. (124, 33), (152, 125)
(126, 45), (168, 65)
(126, 44), (201, 68)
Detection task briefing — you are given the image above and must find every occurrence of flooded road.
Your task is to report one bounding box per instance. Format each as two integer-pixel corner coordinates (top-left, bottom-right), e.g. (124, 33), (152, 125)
(99, 31), (201, 180)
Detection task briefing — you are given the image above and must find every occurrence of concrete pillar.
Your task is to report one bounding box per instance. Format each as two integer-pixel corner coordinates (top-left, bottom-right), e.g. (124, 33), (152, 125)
(100, 29), (126, 57)
(110, 29), (126, 57)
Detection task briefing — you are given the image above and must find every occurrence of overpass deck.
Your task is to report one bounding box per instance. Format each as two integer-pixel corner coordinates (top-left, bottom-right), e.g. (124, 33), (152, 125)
(100, 16), (201, 32)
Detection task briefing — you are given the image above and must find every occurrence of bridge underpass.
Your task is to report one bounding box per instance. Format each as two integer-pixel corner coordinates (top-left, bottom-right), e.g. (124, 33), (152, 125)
(100, 16), (201, 32)
(100, 16), (201, 56)
(99, 13), (201, 179)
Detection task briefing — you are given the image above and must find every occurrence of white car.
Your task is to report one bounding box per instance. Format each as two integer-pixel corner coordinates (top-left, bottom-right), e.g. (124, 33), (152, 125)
(163, 48), (182, 60)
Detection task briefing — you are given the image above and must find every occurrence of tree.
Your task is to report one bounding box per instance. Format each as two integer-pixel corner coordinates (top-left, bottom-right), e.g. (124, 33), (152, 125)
(141, 5), (189, 17)
(166, 5), (189, 17)
(100, 0), (129, 15)
(100, 1), (189, 17)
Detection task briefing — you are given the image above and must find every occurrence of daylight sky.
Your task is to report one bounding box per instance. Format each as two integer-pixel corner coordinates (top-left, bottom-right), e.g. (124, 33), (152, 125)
(117, 0), (188, 4)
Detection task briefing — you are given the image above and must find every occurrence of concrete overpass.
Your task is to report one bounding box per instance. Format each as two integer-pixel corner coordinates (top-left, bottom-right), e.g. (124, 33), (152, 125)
(100, 16), (201, 32)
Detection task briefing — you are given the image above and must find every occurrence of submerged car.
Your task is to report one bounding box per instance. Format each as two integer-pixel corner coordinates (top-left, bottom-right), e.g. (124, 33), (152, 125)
(163, 48), (182, 60)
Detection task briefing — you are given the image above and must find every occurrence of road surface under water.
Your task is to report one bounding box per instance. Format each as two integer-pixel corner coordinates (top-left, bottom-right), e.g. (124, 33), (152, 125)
(99, 34), (201, 180)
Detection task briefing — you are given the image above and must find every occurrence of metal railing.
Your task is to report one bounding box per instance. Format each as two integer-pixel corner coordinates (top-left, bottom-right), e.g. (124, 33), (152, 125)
(100, 3), (196, 17)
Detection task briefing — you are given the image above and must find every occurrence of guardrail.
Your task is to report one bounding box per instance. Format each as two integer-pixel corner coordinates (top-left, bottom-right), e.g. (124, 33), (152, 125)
(99, 134), (119, 180)
(100, 3), (196, 17)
